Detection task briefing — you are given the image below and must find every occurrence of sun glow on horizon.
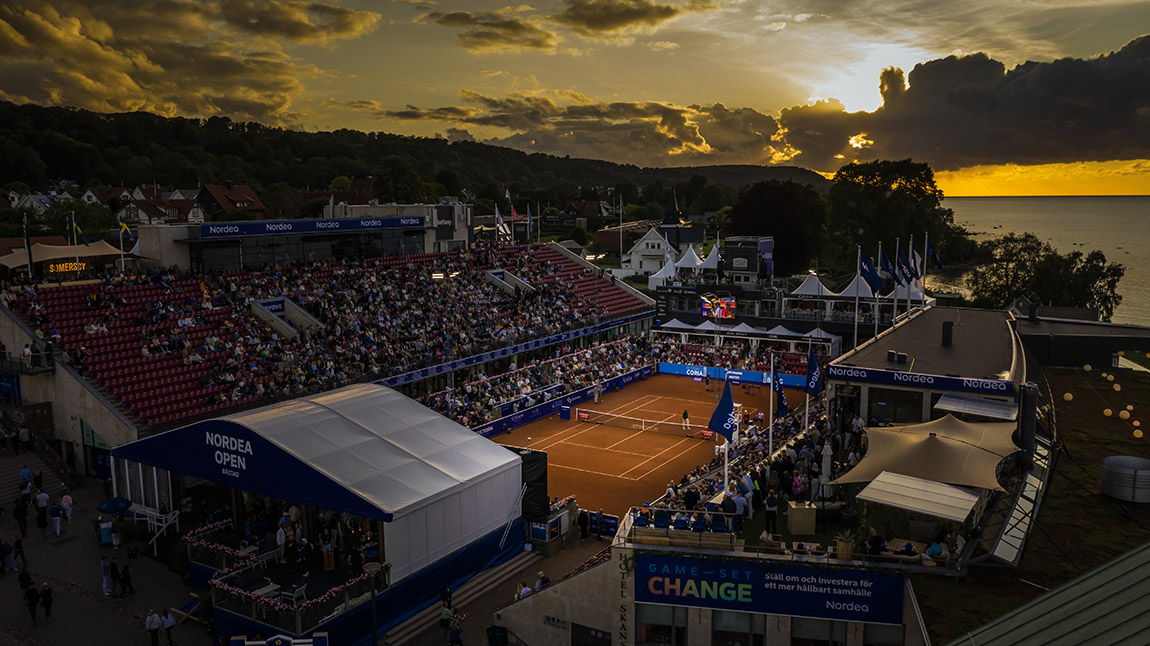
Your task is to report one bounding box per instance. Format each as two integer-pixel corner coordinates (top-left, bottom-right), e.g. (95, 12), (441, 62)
(937, 160), (1150, 196)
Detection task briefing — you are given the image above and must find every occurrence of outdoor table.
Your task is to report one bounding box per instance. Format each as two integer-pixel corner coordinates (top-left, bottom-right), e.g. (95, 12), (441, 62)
(253, 582), (281, 598)
(238, 545), (259, 557)
(786, 501), (816, 535)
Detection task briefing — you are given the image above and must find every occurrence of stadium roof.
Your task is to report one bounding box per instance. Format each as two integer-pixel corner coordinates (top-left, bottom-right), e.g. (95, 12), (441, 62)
(832, 307), (1018, 382)
(947, 541), (1150, 645)
(111, 383), (520, 521)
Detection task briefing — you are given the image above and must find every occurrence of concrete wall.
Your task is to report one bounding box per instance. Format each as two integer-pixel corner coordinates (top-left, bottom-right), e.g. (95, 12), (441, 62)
(495, 550), (628, 645)
(19, 361), (137, 476)
(138, 225), (192, 270)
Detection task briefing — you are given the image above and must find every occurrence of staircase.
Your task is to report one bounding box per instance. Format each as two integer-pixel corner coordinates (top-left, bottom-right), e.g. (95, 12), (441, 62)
(1, 448), (68, 506)
(382, 549), (541, 645)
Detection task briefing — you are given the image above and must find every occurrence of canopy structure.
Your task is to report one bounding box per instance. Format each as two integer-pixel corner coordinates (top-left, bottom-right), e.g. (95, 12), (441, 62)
(803, 327), (842, 355)
(838, 273), (875, 299)
(647, 258), (677, 290)
(761, 324), (801, 337)
(831, 414), (1019, 491)
(674, 245), (704, 270)
(1, 240), (133, 268)
(935, 393), (1019, 421)
(694, 320), (721, 331)
(698, 242), (721, 270)
(791, 273), (840, 297)
(112, 383), (523, 581)
(728, 322), (762, 334)
(657, 318), (695, 331)
(857, 471), (981, 523)
(883, 278), (926, 301)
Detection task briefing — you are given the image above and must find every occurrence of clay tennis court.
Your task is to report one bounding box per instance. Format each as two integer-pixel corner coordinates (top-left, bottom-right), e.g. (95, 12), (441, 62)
(495, 373), (807, 515)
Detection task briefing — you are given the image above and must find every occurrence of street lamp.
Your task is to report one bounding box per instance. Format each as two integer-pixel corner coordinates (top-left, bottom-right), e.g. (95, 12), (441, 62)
(363, 561), (383, 645)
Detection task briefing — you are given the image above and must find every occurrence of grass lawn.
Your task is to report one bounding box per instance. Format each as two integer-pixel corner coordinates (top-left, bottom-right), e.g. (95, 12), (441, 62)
(911, 365), (1150, 644)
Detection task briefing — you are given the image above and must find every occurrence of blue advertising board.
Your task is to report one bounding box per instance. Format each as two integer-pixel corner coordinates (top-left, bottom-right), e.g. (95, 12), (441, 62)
(826, 364), (1015, 396)
(657, 363), (806, 389)
(472, 366), (653, 439)
(257, 298), (285, 314)
(635, 554), (904, 625)
(380, 311), (654, 388)
(200, 216), (425, 239)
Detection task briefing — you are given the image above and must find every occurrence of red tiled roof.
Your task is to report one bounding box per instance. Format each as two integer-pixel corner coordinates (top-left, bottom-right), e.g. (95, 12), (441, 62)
(201, 184), (266, 213)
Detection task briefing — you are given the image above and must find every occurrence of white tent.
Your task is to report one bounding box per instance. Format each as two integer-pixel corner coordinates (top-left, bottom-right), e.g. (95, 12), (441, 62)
(761, 324), (801, 337)
(694, 320), (721, 331)
(658, 318), (696, 331)
(674, 245), (704, 270)
(838, 273), (875, 299)
(791, 273), (840, 297)
(883, 279), (926, 301)
(728, 322), (762, 334)
(698, 242), (721, 270)
(647, 258), (677, 290)
(112, 383), (523, 582)
(857, 471), (981, 523)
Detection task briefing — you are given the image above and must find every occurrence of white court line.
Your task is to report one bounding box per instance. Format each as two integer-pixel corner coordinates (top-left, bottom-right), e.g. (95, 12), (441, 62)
(604, 429), (646, 451)
(631, 438), (709, 481)
(531, 394), (658, 452)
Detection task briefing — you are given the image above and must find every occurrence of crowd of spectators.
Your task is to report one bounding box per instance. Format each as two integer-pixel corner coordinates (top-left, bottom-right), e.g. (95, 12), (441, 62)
(423, 336), (652, 427)
(651, 339), (828, 374)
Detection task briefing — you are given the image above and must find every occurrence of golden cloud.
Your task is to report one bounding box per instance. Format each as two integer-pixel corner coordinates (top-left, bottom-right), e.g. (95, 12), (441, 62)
(426, 8), (559, 52)
(552, 0), (681, 37)
(0, 0), (381, 123)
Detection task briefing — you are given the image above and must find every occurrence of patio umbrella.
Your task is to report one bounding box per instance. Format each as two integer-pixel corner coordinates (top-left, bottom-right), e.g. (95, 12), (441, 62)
(97, 497), (133, 514)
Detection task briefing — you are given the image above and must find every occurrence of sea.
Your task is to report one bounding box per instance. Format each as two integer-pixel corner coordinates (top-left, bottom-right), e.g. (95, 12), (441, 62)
(940, 196), (1150, 326)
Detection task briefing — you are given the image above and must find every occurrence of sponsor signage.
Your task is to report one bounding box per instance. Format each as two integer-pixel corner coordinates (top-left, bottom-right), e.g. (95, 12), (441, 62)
(435, 205), (455, 241)
(381, 311), (655, 388)
(577, 410), (591, 420)
(658, 363), (806, 389)
(635, 554), (904, 625)
(826, 364), (1016, 396)
(258, 298), (285, 314)
(758, 239), (774, 274)
(471, 366), (652, 439)
(200, 216), (425, 238)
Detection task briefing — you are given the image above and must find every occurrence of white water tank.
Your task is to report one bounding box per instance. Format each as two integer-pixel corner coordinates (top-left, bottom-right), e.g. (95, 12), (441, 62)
(1100, 456), (1150, 503)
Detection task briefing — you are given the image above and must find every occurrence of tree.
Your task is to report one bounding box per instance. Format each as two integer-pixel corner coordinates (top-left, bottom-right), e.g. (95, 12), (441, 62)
(727, 180), (826, 275)
(689, 183), (734, 215)
(826, 159), (962, 270)
(39, 198), (115, 238)
(371, 155), (423, 203)
(328, 176), (351, 192)
(967, 233), (1125, 321)
(569, 227), (588, 246)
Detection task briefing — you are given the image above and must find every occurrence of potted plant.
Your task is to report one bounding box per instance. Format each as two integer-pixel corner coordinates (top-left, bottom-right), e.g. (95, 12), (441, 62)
(834, 530), (856, 560)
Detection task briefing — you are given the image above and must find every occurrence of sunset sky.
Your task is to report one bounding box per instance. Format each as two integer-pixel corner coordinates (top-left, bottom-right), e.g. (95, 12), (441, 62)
(0, 0), (1148, 195)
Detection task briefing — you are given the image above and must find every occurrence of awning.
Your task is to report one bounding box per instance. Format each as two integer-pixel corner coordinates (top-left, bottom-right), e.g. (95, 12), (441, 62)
(857, 471), (981, 523)
(674, 245), (704, 269)
(934, 393), (1019, 421)
(657, 319), (695, 331)
(1, 240), (132, 268)
(791, 273), (840, 297)
(111, 383), (521, 521)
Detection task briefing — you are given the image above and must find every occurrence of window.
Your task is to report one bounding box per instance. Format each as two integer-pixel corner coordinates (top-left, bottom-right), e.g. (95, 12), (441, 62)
(863, 623), (904, 645)
(636, 603), (687, 646)
(868, 387), (924, 425)
(712, 610), (764, 646)
(791, 617), (847, 646)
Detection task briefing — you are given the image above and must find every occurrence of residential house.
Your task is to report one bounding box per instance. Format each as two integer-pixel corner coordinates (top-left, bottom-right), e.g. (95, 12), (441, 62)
(196, 184), (266, 219)
(120, 198), (205, 225)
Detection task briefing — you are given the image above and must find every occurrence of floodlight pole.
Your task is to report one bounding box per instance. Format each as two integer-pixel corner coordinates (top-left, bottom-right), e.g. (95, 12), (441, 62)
(803, 340), (811, 433)
(768, 352), (775, 458)
(853, 247), (860, 350)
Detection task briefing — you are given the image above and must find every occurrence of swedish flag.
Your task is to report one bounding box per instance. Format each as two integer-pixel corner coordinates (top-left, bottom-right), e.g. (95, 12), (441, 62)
(72, 221), (89, 246)
(119, 219), (135, 241)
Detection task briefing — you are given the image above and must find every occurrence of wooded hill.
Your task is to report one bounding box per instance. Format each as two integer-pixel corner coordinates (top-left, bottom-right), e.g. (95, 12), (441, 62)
(0, 101), (828, 196)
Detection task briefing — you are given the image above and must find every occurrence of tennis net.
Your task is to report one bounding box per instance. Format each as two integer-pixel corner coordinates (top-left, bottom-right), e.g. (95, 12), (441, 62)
(573, 408), (711, 439)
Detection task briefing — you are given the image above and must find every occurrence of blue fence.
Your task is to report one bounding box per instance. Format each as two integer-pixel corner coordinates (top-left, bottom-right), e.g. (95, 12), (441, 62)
(379, 310), (654, 388)
(657, 362), (805, 388)
(473, 365), (653, 439)
(497, 384), (565, 418)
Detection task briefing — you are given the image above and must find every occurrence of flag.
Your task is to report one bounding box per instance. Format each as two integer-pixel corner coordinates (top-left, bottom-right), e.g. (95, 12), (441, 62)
(926, 237), (944, 271)
(511, 205), (519, 222)
(707, 380), (738, 443)
(771, 357), (788, 418)
(859, 253), (883, 292)
(118, 218), (135, 241)
(896, 243), (916, 280)
(72, 221), (90, 246)
(22, 213), (33, 273)
(527, 204), (533, 228)
(805, 345), (823, 396)
(878, 245), (902, 285)
(912, 250), (923, 278)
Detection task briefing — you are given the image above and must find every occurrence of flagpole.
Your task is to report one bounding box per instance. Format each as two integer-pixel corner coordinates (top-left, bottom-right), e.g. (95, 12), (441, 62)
(804, 339), (811, 432)
(907, 234), (914, 318)
(768, 353), (775, 458)
(72, 212), (79, 271)
(119, 219), (125, 273)
(618, 194), (623, 262)
(853, 246), (861, 350)
(922, 232), (929, 292)
(875, 242), (882, 336)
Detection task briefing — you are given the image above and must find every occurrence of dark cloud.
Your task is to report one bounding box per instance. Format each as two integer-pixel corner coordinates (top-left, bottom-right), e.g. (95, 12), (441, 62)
(0, 0), (381, 123)
(426, 9), (558, 52)
(552, 0), (681, 37)
(369, 89), (784, 166)
(777, 35), (1150, 171)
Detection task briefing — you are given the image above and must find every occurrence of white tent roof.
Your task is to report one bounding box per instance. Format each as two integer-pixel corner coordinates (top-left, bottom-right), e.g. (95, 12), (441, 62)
(761, 324), (802, 337)
(728, 322), (762, 334)
(674, 245), (704, 269)
(857, 471), (981, 523)
(883, 279), (926, 301)
(791, 273), (840, 297)
(650, 258), (677, 280)
(112, 383), (521, 520)
(658, 319), (695, 330)
(804, 327), (839, 341)
(698, 243), (721, 269)
(1, 240), (131, 268)
(838, 273), (875, 299)
(694, 320), (721, 331)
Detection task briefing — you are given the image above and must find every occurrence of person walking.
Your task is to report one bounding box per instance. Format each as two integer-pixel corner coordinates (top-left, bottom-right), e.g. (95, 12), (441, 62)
(110, 556), (122, 598)
(40, 582), (53, 623)
(24, 579), (41, 624)
(60, 490), (73, 525)
(13, 497), (28, 537)
(121, 562), (136, 595)
(100, 555), (112, 596)
(161, 609), (176, 644)
(49, 500), (63, 536)
(13, 535), (26, 567)
(35, 499), (48, 538)
(145, 609), (162, 646)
